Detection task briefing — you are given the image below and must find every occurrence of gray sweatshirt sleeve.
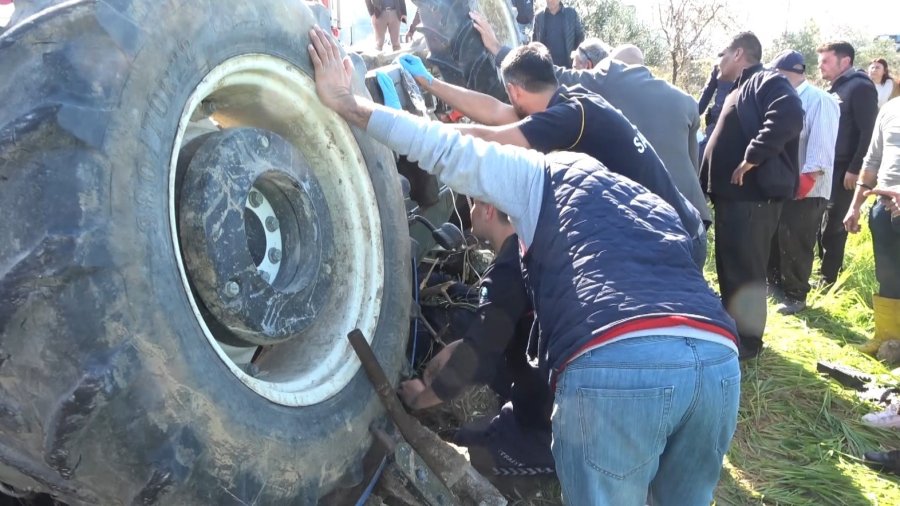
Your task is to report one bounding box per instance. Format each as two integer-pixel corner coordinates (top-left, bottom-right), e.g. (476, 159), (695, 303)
(554, 65), (594, 88)
(366, 108), (545, 247)
(862, 106), (884, 175)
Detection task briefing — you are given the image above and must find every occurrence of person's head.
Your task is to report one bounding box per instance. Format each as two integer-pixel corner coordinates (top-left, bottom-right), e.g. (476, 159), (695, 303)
(610, 44), (644, 66)
(546, 0), (561, 13)
(768, 49), (807, 87)
(572, 38), (609, 70)
(816, 41), (855, 82)
(500, 43), (559, 118)
(469, 198), (514, 249)
(868, 58), (891, 84)
(717, 32), (762, 81)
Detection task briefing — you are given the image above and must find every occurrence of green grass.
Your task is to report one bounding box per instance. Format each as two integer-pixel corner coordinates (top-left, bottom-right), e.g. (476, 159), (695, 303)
(715, 217), (900, 506)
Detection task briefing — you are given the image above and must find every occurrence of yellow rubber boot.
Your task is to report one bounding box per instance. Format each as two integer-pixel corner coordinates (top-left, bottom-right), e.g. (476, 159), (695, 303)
(858, 295), (900, 355)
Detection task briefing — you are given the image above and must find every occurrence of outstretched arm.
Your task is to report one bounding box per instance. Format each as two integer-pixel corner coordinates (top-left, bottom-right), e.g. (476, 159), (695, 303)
(398, 52), (519, 126)
(425, 78), (520, 126)
(308, 26), (545, 247)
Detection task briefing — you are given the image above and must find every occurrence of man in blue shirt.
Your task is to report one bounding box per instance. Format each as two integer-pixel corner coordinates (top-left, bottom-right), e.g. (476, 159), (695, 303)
(398, 44), (707, 267)
(766, 50), (840, 315)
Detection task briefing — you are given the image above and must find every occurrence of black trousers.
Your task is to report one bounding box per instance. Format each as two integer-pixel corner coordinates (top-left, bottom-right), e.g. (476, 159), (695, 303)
(768, 198), (828, 301)
(715, 199), (783, 347)
(818, 180), (854, 283)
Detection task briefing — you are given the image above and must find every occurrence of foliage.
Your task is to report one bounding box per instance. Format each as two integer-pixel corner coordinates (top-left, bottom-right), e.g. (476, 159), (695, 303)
(767, 21), (900, 87)
(766, 20), (824, 82)
(857, 40), (900, 78)
(567, 0), (666, 68)
(655, 0), (733, 88)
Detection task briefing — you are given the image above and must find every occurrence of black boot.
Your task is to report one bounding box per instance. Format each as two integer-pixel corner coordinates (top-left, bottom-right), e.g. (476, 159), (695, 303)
(863, 450), (900, 474)
(739, 337), (763, 361)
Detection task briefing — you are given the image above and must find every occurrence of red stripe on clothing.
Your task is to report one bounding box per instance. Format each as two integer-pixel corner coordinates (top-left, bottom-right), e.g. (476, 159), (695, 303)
(550, 316), (737, 391)
(566, 315), (737, 368)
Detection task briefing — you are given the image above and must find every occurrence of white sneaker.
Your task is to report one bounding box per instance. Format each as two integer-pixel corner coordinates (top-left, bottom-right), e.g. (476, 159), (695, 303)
(862, 402), (900, 429)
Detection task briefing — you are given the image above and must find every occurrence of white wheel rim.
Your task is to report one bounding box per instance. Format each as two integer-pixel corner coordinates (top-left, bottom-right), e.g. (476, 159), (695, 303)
(169, 54), (384, 406)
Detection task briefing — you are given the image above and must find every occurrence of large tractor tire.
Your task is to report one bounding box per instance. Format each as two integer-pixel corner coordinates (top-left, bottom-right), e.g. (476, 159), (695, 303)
(0, 1), (409, 504)
(414, 0), (521, 100)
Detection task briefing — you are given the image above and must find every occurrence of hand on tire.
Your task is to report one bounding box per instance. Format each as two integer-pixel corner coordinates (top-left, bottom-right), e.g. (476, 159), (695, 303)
(376, 71), (402, 110)
(398, 54), (433, 86)
(308, 26), (356, 113)
(470, 11), (501, 56)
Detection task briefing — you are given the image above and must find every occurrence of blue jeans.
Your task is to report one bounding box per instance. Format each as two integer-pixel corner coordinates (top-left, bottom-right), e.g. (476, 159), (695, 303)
(551, 336), (740, 506)
(870, 200), (900, 299)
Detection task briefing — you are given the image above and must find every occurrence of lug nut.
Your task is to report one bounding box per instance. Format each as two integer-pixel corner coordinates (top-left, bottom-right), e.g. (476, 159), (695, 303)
(259, 135), (270, 149)
(248, 190), (264, 208)
(265, 216), (279, 232)
(268, 248), (282, 264)
(259, 270), (271, 283)
(224, 281), (240, 298)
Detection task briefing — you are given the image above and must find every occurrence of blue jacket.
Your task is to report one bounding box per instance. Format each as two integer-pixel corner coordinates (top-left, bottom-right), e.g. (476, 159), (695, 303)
(524, 153), (738, 378)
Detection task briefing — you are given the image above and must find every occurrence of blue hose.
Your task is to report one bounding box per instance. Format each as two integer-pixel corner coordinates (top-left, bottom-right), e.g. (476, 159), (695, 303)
(353, 455), (389, 506)
(355, 255), (420, 505)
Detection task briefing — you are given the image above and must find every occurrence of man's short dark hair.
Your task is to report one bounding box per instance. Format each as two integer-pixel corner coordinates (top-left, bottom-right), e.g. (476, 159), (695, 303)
(727, 31), (762, 64)
(817, 40), (855, 65)
(500, 43), (559, 93)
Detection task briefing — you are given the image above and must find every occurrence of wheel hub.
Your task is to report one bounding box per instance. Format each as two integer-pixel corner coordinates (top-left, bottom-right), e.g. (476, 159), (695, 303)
(177, 128), (332, 346)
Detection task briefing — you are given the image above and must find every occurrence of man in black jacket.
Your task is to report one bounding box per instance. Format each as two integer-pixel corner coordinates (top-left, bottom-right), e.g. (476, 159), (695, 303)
(533, 0), (584, 68)
(816, 41), (879, 286)
(702, 32), (804, 359)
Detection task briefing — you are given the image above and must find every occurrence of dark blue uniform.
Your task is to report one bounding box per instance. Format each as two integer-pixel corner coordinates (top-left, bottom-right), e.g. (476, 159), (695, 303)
(518, 85), (707, 267)
(430, 234), (555, 475)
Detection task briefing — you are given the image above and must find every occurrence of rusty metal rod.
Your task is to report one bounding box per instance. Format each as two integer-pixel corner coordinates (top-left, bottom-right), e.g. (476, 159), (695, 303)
(347, 329), (454, 489)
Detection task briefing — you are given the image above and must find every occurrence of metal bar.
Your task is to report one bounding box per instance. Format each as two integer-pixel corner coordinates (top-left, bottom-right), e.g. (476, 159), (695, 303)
(346, 329), (454, 490)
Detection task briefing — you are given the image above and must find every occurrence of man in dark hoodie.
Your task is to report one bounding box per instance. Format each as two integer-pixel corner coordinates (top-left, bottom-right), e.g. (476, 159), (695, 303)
(702, 32), (804, 360)
(816, 41), (879, 286)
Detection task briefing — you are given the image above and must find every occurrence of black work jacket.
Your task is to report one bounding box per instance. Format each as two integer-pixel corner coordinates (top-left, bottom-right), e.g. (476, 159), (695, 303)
(704, 64), (804, 201)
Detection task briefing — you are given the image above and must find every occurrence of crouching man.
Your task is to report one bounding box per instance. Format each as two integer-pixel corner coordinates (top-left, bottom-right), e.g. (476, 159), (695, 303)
(399, 198), (555, 477)
(308, 27), (741, 505)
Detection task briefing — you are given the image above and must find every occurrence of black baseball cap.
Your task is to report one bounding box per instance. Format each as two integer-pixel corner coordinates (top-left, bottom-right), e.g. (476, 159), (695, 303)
(768, 50), (806, 74)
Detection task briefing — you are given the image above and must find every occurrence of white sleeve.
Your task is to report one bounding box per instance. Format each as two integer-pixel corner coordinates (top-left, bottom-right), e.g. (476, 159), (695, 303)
(366, 108), (546, 246)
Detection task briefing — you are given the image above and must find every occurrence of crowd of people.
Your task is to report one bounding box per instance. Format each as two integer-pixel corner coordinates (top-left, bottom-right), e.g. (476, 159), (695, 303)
(323, 3), (899, 503)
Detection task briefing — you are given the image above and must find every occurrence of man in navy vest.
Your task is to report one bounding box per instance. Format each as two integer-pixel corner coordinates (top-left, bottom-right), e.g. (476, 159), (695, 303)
(309, 27), (741, 505)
